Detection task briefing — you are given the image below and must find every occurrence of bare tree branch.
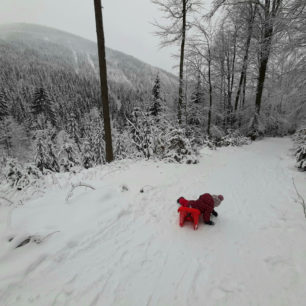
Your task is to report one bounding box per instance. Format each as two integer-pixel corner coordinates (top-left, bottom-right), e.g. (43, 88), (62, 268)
(66, 182), (96, 203)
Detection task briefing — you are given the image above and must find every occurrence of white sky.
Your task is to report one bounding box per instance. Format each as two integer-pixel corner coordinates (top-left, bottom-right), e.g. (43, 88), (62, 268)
(0, 0), (181, 73)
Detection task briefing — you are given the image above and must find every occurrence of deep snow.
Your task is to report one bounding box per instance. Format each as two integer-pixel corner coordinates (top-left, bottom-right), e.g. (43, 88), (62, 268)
(0, 138), (305, 306)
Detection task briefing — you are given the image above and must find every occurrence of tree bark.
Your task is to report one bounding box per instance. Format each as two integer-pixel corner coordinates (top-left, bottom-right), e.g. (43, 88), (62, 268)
(234, 4), (257, 112)
(254, 28), (273, 115)
(207, 53), (213, 135)
(254, 0), (280, 116)
(178, 0), (187, 124)
(94, 0), (114, 162)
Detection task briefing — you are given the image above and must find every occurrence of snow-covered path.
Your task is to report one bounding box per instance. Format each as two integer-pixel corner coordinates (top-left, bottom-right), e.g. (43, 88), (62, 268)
(1, 138), (306, 306)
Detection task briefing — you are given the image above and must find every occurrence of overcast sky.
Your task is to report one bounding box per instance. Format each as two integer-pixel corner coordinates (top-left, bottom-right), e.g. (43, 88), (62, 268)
(0, 0), (186, 73)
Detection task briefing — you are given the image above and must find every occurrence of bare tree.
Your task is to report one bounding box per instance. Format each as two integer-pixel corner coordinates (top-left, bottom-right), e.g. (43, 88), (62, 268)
(152, 0), (201, 124)
(254, 0), (283, 117)
(234, 3), (257, 112)
(93, 0), (114, 162)
(187, 22), (214, 135)
(210, 0), (286, 134)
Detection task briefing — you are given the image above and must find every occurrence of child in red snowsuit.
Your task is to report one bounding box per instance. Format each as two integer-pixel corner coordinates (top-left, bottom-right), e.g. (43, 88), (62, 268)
(177, 194), (224, 225)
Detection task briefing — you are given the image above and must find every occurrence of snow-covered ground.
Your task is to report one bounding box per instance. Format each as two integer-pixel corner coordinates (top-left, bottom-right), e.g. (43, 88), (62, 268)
(0, 138), (305, 306)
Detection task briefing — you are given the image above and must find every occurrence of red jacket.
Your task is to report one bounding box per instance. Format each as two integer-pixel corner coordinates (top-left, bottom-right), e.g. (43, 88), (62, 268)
(178, 193), (214, 222)
(187, 193), (214, 213)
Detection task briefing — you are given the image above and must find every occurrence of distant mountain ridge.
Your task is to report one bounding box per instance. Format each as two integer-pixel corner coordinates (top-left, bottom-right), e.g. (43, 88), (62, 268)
(0, 23), (177, 92)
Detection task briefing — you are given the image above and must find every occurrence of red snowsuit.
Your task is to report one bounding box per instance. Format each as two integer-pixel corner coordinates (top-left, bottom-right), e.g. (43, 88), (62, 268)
(179, 194), (215, 223)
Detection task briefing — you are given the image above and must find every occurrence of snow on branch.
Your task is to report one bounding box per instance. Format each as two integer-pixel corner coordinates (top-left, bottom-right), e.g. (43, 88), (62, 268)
(65, 182), (96, 203)
(0, 196), (14, 205)
(292, 177), (306, 219)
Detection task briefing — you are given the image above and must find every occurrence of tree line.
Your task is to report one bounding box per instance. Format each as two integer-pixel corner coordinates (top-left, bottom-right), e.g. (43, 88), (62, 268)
(1, 0), (305, 179)
(153, 0), (306, 139)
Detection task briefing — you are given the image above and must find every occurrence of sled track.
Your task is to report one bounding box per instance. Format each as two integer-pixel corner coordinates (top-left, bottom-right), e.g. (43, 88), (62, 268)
(0, 138), (306, 306)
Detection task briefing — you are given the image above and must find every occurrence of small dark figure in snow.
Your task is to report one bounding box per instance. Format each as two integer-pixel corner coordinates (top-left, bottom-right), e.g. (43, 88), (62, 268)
(177, 194), (224, 225)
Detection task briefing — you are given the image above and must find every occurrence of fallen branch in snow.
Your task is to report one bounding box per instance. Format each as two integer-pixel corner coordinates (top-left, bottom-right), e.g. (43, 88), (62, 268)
(292, 177), (306, 219)
(15, 231), (61, 248)
(66, 182), (96, 203)
(0, 196), (14, 205)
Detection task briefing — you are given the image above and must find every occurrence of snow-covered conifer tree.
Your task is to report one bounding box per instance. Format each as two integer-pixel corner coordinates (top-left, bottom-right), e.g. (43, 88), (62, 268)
(163, 128), (198, 164)
(128, 107), (154, 159)
(34, 132), (49, 173)
(56, 130), (80, 172)
(150, 74), (162, 117)
(0, 89), (9, 121)
(67, 112), (81, 150)
(82, 108), (106, 165)
(31, 87), (57, 127)
(82, 140), (94, 169)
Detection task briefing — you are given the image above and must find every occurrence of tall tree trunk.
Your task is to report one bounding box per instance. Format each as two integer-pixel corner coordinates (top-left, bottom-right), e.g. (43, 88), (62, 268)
(178, 0), (186, 124)
(254, 29), (273, 115)
(254, 0), (278, 116)
(94, 0), (114, 162)
(234, 4), (257, 111)
(242, 72), (246, 108)
(226, 49), (232, 128)
(229, 28), (237, 127)
(207, 53), (213, 135)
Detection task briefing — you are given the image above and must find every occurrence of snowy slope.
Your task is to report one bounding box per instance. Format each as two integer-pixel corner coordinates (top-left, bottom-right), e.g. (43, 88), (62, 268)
(0, 138), (306, 306)
(0, 23), (177, 92)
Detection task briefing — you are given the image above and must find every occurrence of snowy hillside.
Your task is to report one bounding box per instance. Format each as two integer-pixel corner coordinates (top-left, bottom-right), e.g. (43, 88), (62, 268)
(0, 138), (305, 305)
(0, 23), (177, 92)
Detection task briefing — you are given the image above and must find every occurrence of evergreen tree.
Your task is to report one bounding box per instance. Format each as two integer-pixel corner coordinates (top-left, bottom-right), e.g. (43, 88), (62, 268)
(114, 133), (126, 160)
(47, 141), (60, 172)
(0, 118), (12, 156)
(60, 143), (79, 171)
(67, 112), (81, 150)
(128, 107), (154, 159)
(31, 87), (57, 126)
(31, 88), (46, 116)
(82, 140), (94, 169)
(82, 108), (106, 165)
(34, 129), (60, 173)
(56, 130), (79, 171)
(0, 89), (9, 121)
(12, 97), (27, 124)
(34, 134), (49, 173)
(150, 74), (162, 117)
(163, 128), (198, 164)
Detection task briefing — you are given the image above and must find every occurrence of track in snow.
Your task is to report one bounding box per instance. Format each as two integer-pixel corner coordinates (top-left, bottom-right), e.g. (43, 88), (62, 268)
(0, 138), (305, 306)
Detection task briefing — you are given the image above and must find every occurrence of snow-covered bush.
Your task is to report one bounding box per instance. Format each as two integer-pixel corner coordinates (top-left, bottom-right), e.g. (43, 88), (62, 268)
(82, 140), (94, 169)
(293, 128), (306, 171)
(56, 130), (80, 171)
(127, 107), (155, 159)
(296, 145), (306, 171)
(59, 143), (80, 172)
(261, 114), (290, 137)
(202, 136), (216, 150)
(81, 108), (106, 165)
(215, 130), (251, 147)
(113, 129), (135, 160)
(292, 128), (306, 147)
(34, 129), (60, 173)
(3, 158), (41, 190)
(163, 128), (198, 164)
(247, 115), (265, 140)
(210, 125), (225, 140)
